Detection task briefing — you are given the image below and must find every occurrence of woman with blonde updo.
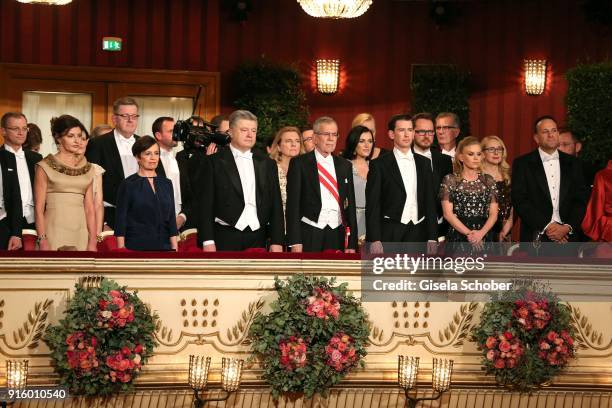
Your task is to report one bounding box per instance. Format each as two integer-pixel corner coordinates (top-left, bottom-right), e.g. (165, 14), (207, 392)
(440, 136), (498, 253)
(269, 126), (304, 216)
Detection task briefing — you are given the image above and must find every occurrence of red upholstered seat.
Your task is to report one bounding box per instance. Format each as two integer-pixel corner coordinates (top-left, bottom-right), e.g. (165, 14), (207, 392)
(244, 247), (267, 253)
(178, 228), (199, 252)
(97, 231), (118, 252)
(21, 229), (37, 251)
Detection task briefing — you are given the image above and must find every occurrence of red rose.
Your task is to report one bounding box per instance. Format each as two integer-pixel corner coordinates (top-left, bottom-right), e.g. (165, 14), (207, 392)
(494, 359), (505, 369)
(109, 290), (122, 297)
(546, 331), (558, 342)
(503, 331), (513, 340)
(134, 344), (143, 354)
(498, 341), (511, 353)
(506, 358), (516, 368)
(91, 337), (97, 347)
(122, 346), (131, 356)
(485, 336), (497, 349)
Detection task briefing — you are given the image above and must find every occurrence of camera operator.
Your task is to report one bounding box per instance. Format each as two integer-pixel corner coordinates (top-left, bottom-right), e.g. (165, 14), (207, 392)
(152, 116), (192, 230)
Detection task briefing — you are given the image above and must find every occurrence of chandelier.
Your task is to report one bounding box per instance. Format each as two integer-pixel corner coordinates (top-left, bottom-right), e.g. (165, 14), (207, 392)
(16, 0), (72, 5)
(297, 0), (373, 19)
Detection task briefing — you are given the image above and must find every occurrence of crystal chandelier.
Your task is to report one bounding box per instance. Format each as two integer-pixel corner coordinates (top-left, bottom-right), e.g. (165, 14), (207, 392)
(16, 0), (73, 5)
(298, 0), (373, 19)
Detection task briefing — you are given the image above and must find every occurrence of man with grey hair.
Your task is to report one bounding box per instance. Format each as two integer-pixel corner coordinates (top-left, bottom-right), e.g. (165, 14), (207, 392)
(196, 110), (284, 251)
(286, 116), (357, 252)
(435, 112), (461, 158)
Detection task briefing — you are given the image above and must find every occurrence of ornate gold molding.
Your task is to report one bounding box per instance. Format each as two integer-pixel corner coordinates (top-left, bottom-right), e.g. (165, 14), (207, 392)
(0, 298), (53, 353)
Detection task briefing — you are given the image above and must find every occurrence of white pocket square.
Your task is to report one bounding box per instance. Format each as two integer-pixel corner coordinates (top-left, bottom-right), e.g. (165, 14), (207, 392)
(344, 178), (348, 183)
(8, 168), (14, 171)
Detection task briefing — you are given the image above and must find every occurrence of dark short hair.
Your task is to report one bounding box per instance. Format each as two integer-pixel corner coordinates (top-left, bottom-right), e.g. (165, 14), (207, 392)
(412, 112), (435, 128)
(301, 123), (313, 133)
(387, 114), (412, 132)
(112, 97), (139, 114)
(342, 125), (374, 160)
(189, 115), (205, 126)
(1, 112), (27, 128)
(132, 135), (158, 157)
(533, 115), (557, 134)
(210, 114), (228, 128)
(50, 115), (89, 142)
(436, 112), (460, 128)
(24, 123), (43, 149)
(152, 116), (174, 136)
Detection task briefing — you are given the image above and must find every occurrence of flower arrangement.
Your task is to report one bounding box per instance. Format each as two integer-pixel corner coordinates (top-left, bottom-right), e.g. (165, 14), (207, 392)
(44, 278), (157, 396)
(248, 275), (369, 399)
(471, 281), (576, 391)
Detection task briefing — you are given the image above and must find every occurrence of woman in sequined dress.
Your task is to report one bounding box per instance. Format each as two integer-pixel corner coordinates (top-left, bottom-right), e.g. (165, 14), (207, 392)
(440, 136), (498, 254)
(481, 136), (513, 242)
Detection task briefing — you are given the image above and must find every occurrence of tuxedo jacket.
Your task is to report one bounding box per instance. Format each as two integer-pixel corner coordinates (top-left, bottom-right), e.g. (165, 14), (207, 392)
(365, 151), (438, 242)
(195, 147), (284, 246)
(156, 157), (193, 227)
(285, 151), (358, 249)
(85, 131), (164, 223)
(0, 145), (42, 193)
(511, 149), (589, 241)
(0, 149), (23, 236)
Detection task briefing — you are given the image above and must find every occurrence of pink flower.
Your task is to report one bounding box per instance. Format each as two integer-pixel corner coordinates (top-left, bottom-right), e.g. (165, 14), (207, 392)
(547, 331), (558, 342)
(486, 350), (497, 361)
(485, 336), (497, 349)
(494, 359), (505, 369)
(499, 341), (511, 353)
(539, 341), (551, 350)
(506, 358), (516, 369)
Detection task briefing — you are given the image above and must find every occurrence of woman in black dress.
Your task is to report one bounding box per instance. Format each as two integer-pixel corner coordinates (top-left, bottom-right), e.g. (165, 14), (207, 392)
(114, 136), (178, 251)
(481, 135), (513, 242)
(440, 136), (498, 254)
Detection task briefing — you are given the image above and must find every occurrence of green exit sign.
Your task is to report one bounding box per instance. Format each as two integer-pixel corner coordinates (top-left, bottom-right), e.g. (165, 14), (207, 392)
(102, 37), (122, 52)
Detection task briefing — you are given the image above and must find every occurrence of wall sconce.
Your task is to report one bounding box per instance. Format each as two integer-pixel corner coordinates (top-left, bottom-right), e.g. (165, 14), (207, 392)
(316, 59), (340, 94)
(188, 355), (243, 407)
(398, 356), (453, 408)
(524, 59), (547, 95)
(2, 360), (29, 406)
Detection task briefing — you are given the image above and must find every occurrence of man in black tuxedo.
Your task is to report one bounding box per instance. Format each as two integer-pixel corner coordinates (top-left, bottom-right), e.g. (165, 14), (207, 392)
(153, 116), (192, 231)
(366, 114), (438, 253)
(512, 116), (589, 253)
(412, 112), (453, 240)
(86, 97), (165, 228)
(197, 110), (284, 251)
(0, 148), (23, 250)
(0, 112), (42, 230)
(286, 116), (357, 253)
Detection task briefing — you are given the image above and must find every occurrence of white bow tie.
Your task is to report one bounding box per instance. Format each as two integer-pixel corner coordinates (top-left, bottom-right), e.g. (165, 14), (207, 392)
(542, 152), (559, 162)
(234, 151), (252, 160)
(119, 137), (134, 146)
(397, 153), (414, 161)
(13, 149), (25, 159)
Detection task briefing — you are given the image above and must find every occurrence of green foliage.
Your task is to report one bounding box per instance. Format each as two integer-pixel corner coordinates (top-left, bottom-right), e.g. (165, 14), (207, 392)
(566, 61), (612, 168)
(232, 59), (309, 148)
(411, 64), (471, 138)
(248, 274), (369, 399)
(471, 280), (575, 392)
(44, 279), (157, 396)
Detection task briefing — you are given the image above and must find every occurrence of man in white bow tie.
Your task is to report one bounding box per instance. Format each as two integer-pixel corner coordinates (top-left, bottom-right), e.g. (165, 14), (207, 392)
(197, 110), (284, 252)
(286, 116), (357, 253)
(0, 112), (42, 230)
(512, 115), (588, 253)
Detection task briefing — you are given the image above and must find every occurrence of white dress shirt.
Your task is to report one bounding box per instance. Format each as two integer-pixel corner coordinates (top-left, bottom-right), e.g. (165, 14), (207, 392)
(393, 148), (423, 225)
(5, 145), (34, 223)
(113, 130), (139, 179)
(160, 148), (183, 217)
(538, 148), (562, 224)
(302, 150), (342, 229)
(413, 146), (433, 170)
(441, 146), (456, 159)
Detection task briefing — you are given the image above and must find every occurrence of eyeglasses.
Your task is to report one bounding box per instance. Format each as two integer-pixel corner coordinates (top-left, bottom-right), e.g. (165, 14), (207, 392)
(115, 114), (140, 121)
(436, 126), (458, 132)
(5, 126), (29, 134)
(315, 132), (339, 138)
(302, 137), (313, 143)
(414, 129), (435, 136)
(483, 147), (505, 154)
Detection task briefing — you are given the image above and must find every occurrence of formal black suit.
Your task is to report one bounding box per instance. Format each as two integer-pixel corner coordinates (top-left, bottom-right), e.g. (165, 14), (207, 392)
(366, 150), (438, 244)
(0, 150), (23, 248)
(0, 146), (41, 229)
(114, 174), (178, 251)
(196, 146), (284, 250)
(156, 156), (194, 230)
(511, 149), (588, 244)
(85, 131), (164, 228)
(285, 151), (358, 251)
(429, 149), (453, 237)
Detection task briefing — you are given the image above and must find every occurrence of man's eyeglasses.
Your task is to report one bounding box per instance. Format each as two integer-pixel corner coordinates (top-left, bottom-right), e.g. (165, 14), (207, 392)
(483, 147), (505, 154)
(414, 129), (435, 136)
(5, 126), (29, 134)
(315, 132), (339, 138)
(436, 125), (458, 132)
(115, 114), (140, 121)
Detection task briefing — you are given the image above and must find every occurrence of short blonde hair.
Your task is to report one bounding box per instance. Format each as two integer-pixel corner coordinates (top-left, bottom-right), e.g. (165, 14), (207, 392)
(269, 126), (304, 162)
(351, 113), (376, 137)
(481, 135), (511, 184)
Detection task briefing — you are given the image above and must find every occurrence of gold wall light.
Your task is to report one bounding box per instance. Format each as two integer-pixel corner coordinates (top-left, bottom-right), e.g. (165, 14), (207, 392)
(188, 355), (243, 407)
(2, 360), (28, 405)
(524, 59), (547, 95)
(398, 356), (453, 408)
(316, 59), (340, 94)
